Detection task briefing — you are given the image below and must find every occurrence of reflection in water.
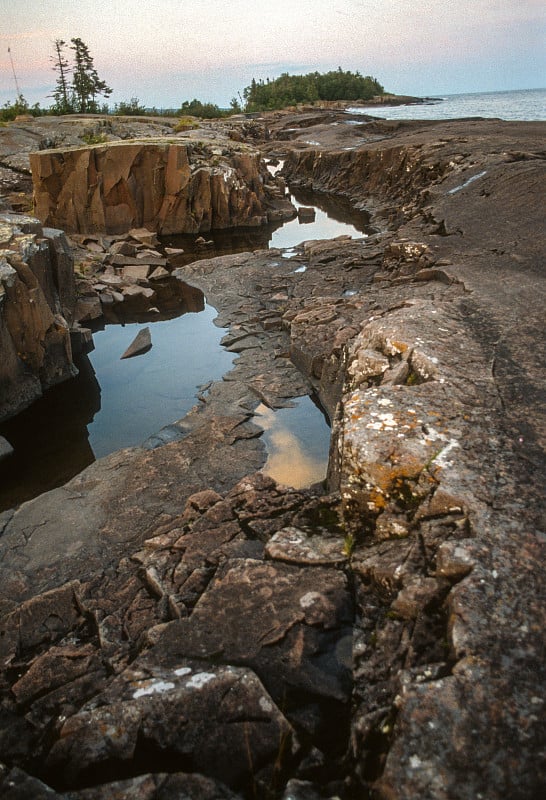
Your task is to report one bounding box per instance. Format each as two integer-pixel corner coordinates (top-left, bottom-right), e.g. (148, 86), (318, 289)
(254, 397), (331, 489)
(1, 185), (360, 509)
(0, 298), (234, 510)
(0, 356), (101, 511)
(81, 302), (234, 458)
(160, 187), (372, 263)
(101, 278), (205, 325)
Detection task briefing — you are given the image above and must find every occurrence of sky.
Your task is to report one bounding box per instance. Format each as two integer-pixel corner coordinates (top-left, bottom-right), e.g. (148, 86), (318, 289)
(1, 0), (545, 109)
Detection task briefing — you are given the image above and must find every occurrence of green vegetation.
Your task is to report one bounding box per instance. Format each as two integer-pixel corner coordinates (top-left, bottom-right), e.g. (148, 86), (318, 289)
(50, 38), (111, 114)
(112, 97), (147, 116)
(242, 68), (384, 111)
(342, 532), (356, 558)
(81, 130), (109, 145)
(2, 58), (387, 119)
(173, 116), (200, 132)
(176, 99), (232, 119)
(0, 94), (42, 122)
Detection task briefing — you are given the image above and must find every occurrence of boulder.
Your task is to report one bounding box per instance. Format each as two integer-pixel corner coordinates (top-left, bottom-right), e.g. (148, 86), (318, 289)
(45, 662), (296, 792)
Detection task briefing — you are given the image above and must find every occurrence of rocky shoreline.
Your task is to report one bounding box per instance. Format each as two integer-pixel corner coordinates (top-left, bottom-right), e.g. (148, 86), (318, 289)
(0, 111), (545, 799)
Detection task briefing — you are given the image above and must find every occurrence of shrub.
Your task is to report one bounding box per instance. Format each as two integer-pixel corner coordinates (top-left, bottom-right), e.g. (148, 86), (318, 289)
(174, 116), (200, 132)
(113, 97), (147, 116)
(81, 131), (109, 145)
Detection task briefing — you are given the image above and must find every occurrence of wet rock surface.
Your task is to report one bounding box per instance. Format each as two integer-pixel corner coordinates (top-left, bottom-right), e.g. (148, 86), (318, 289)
(0, 111), (545, 798)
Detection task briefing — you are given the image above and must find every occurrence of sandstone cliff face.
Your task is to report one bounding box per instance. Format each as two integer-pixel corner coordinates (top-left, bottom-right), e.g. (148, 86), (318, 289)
(0, 213), (77, 421)
(30, 140), (268, 235)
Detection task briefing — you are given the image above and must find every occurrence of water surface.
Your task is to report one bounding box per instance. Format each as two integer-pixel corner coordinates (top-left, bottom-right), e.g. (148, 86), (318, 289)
(0, 186), (365, 509)
(255, 398), (331, 489)
(349, 88), (546, 122)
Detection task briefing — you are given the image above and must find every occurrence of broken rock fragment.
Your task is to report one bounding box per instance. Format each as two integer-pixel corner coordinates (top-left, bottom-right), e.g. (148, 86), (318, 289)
(120, 327), (152, 359)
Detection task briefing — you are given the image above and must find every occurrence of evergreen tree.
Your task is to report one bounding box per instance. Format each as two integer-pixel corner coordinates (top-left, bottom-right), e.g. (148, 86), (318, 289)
(50, 39), (74, 114)
(70, 38), (111, 113)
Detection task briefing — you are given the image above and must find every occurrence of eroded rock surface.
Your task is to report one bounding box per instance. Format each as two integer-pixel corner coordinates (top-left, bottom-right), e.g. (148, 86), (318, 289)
(0, 213), (79, 420)
(0, 112), (544, 799)
(30, 140), (269, 235)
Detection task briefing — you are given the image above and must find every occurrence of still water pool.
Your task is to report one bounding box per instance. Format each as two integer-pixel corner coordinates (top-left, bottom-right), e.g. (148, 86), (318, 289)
(0, 188), (369, 510)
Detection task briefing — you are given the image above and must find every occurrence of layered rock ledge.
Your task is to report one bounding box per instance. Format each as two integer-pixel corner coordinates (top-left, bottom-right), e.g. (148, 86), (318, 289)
(30, 140), (269, 235)
(0, 112), (545, 799)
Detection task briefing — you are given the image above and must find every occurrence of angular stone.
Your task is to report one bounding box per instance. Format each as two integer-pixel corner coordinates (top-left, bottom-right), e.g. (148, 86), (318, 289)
(152, 558), (353, 704)
(391, 577), (441, 620)
(45, 663), (296, 791)
(121, 264), (151, 282)
(109, 240), (137, 256)
(120, 327), (152, 359)
(97, 273), (124, 287)
(128, 227), (160, 246)
(0, 435), (14, 461)
(148, 266), (170, 281)
(265, 526), (348, 566)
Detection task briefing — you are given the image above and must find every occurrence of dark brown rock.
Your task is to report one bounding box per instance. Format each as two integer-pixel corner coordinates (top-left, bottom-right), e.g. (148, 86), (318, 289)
(151, 557), (353, 705)
(0, 112), (544, 800)
(45, 663), (295, 793)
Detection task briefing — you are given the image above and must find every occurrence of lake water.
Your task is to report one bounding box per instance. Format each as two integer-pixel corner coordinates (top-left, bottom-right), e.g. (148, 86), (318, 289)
(0, 189), (370, 510)
(349, 88), (546, 122)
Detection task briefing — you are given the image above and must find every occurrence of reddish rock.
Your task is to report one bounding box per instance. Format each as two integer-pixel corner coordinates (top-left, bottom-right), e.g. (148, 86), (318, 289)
(30, 141), (268, 236)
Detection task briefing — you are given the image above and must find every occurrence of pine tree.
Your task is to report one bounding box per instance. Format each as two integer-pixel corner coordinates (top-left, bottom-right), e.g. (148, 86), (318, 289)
(70, 38), (111, 113)
(50, 39), (74, 114)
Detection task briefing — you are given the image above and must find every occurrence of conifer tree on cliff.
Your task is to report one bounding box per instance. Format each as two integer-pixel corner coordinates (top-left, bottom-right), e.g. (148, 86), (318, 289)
(70, 38), (111, 113)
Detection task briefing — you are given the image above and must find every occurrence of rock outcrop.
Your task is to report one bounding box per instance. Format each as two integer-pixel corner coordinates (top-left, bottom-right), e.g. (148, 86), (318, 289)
(30, 140), (269, 235)
(0, 213), (79, 421)
(0, 112), (544, 800)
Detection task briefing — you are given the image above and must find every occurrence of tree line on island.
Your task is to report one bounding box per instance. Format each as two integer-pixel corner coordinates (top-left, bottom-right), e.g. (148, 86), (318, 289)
(1, 37), (386, 121)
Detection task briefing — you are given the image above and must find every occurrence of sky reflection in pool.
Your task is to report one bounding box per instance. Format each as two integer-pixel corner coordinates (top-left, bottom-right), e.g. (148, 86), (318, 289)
(254, 398), (330, 489)
(86, 303), (234, 457)
(0, 183), (359, 509)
